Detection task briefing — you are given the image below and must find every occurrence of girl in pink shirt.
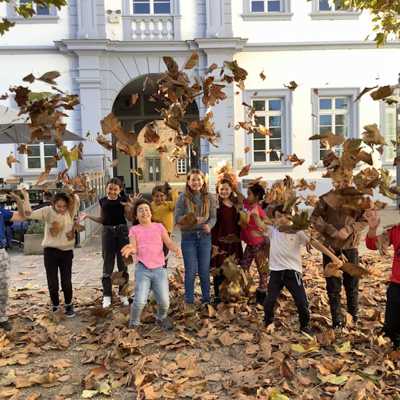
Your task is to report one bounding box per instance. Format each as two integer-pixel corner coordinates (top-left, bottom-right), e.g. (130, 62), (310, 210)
(121, 200), (181, 330)
(240, 183), (270, 305)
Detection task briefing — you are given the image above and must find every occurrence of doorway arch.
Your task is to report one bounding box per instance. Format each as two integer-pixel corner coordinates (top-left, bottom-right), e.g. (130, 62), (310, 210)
(112, 74), (200, 194)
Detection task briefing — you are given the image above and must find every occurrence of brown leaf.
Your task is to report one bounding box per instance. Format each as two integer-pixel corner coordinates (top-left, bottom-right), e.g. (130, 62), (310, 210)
(22, 73), (35, 83)
(140, 122), (160, 144)
(259, 70), (266, 80)
(96, 135), (113, 151)
(179, 213), (197, 227)
(286, 153), (305, 167)
(244, 146), (251, 153)
(280, 356), (295, 380)
(284, 80), (298, 91)
(219, 332), (236, 346)
(370, 85), (393, 101)
(362, 124), (386, 146)
(17, 143), (32, 155)
(238, 164), (251, 177)
(37, 71), (60, 85)
(163, 56), (179, 78)
(184, 52), (199, 70)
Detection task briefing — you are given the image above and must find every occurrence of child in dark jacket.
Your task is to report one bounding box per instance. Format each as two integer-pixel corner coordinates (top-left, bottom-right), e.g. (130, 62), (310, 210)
(365, 208), (400, 349)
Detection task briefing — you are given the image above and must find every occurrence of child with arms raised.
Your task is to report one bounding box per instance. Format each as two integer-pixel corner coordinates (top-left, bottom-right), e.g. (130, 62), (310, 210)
(122, 200), (182, 330)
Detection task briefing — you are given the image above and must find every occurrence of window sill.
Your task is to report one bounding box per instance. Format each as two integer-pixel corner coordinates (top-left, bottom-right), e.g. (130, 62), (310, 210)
(7, 15), (59, 24)
(241, 12), (293, 21)
(251, 163), (293, 170)
(309, 11), (361, 20)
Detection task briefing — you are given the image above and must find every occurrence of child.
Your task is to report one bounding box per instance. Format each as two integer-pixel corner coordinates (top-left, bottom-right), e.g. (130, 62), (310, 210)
(151, 183), (179, 255)
(365, 208), (400, 349)
(28, 192), (80, 317)
(311, 189), (367, 328)
(240, 182), (269, 305)
(261, 206), (312, 334)
(0, 190), (29, 331)
(211, 178), (243, 303)
(175, 169), (216, 306)
(121, 199), (181, 330)
(82, 178), (130, 308)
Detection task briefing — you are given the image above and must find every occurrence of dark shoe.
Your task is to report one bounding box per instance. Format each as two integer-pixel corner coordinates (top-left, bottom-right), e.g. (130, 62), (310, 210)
(52, 305), (60, 313)
(300, 326), (314, 336)
(256, 289), (267, 306)
(157, 317), (173, 331)
(64, 304), (76, 318)
(0, 320), (12, 332)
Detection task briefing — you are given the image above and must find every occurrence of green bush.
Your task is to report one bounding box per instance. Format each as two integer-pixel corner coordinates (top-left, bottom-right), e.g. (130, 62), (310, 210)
(26, 221), (45, 235)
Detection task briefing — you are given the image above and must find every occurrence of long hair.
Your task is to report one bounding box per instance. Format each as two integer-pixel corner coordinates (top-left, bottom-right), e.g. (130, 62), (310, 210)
(184, 168), (209, 219)
(216, 178), (243, 210)
(52, 192), (76, 217)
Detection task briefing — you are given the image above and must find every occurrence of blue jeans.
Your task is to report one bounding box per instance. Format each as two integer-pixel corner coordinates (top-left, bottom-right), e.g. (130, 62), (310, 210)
(181, 231), (212, 304)
(130, 262), (169, 326)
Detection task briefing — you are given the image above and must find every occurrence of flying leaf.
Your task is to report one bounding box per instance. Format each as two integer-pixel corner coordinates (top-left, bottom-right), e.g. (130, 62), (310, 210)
(286, 153), (305, 167)
(239, 164), (251, 177)
(259, 70), (266, 80)
(96, 134), (113, 151)
(184, 52), (199, 69)
(284, 80), (298, 91)
(22, 73), (35, 83)
(355, 86), (378, 101)
(37, 70), (60, 85)
(370, 85), (393, 101)
(244, 146), (251, 153)
(140, 122), (160, 144)
(6, 153), (19, 168)
(362, 124), (386, 146)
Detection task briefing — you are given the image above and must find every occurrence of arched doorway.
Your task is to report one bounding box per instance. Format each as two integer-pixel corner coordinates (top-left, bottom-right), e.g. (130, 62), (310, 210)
(112, 74), (200, 194)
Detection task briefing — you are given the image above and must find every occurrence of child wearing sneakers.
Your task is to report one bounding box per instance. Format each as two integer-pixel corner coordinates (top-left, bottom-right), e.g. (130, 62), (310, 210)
(121, 199), (182, 330)
(82, 178), (130, 308)
(261, 206), (312, 334)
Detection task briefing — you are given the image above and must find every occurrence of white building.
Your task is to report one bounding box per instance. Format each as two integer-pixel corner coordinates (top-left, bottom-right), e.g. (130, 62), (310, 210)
(0, 0), (399, 196)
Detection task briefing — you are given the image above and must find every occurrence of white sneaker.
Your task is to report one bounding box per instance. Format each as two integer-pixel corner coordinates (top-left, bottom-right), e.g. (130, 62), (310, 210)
(120, 296), (129, 306)
(102, 296), (112, 309)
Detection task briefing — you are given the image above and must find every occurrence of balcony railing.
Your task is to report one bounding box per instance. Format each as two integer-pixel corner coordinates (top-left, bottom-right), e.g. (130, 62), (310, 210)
(122, 15), (175, 40)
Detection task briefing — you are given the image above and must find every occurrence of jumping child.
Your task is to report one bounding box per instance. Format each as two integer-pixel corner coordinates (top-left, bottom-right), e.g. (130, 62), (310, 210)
(121, 199), (182, 330)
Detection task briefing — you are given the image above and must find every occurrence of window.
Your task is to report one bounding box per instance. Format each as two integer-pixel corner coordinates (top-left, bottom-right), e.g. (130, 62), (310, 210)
(176, 158), (187, 175)
(251, 0), (282, 12)
(27, 144), (57, 170)
(252, 98), (284, 163)
(318, 96), (350, 160)
(381, 102), (397, 162)
(317, 0), (346, 12)
(133, 0), (171, 14)
(19, 0), (50, 15)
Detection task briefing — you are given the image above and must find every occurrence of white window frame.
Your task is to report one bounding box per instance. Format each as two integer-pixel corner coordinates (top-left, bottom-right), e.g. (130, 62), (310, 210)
(244, 89), (292, 169)
(380, 101), (397, 164)
(7, 0), (58, 21)
(132, 0), (172, 15)
(176, 158), (187, 175)
(25, 143), (57, 171)
(311, 88), (360, 164)
(19, 0), (50, 15)
(310, 0), (361, 20)
(242, 0), (292, 20)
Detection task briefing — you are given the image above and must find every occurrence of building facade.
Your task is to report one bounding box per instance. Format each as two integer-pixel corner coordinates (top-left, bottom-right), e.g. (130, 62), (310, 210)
(0, 0), (399, 196)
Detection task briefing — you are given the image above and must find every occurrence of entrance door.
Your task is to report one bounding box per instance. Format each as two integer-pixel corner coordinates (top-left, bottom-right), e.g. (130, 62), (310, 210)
(147, 158), (161, 182)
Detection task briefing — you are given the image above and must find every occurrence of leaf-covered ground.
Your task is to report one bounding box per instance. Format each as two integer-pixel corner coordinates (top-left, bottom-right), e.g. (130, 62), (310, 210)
(1, 248), (399, 400)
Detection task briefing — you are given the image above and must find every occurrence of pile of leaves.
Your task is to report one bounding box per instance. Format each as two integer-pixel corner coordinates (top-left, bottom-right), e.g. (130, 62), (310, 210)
(1, 248), (400, 400)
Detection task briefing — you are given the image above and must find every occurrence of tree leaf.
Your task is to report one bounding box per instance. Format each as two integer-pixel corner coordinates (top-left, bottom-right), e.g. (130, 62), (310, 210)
(37, 71), (60, 85)
(184, 52), (199, 69)
(238, 164), (251, 177)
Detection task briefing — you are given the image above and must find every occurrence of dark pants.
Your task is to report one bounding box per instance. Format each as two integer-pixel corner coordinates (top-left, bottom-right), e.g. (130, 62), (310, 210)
(213, 269), (224, 302)
(384, 282), (400, 348)
(43, 247), (73, 306)
(102, 224), (129, 297)
(323, 248), (359, 327)
(264, 270), (310, 329)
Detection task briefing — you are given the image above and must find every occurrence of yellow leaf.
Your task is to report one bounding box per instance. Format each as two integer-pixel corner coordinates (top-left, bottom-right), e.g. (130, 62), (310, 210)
(81, 390), (98, 398)
(318, 374), (348, 385)
(335, 341), (351, 353)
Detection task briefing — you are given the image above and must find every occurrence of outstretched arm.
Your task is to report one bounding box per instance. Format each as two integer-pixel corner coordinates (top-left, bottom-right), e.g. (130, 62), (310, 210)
(161, 229), (182, 257)
(121, 236), (137, 259)
(81, 213), (103, 224)
(9, 191), (28, 221)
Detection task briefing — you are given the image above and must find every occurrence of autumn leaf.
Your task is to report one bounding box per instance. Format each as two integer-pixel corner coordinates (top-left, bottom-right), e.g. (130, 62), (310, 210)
(362, 124), (386, 146)
(163, 56), (179, 78)
(184, 52), (199, 69)
(49, 221), (63, 237)
(286, 153), (305, 167)
(22, 73), (35, 83)
(355, 85), (378, 102)
(96, 134), (113, 151)
(37, 70), (60, 85)
(140, 122), (160, 144)
(6, 153), (19, 168)
(259, 70), (266, 80)
(370, 85), (393, 101)
(309, 132), (345, 148)
(238, 164), (251, 177)
(244, 146), (251, 153)
(284, 80), (298, 91)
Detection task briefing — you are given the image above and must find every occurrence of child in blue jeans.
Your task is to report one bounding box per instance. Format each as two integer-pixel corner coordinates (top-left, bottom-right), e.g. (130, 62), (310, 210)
(121, 200), (182, 331)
